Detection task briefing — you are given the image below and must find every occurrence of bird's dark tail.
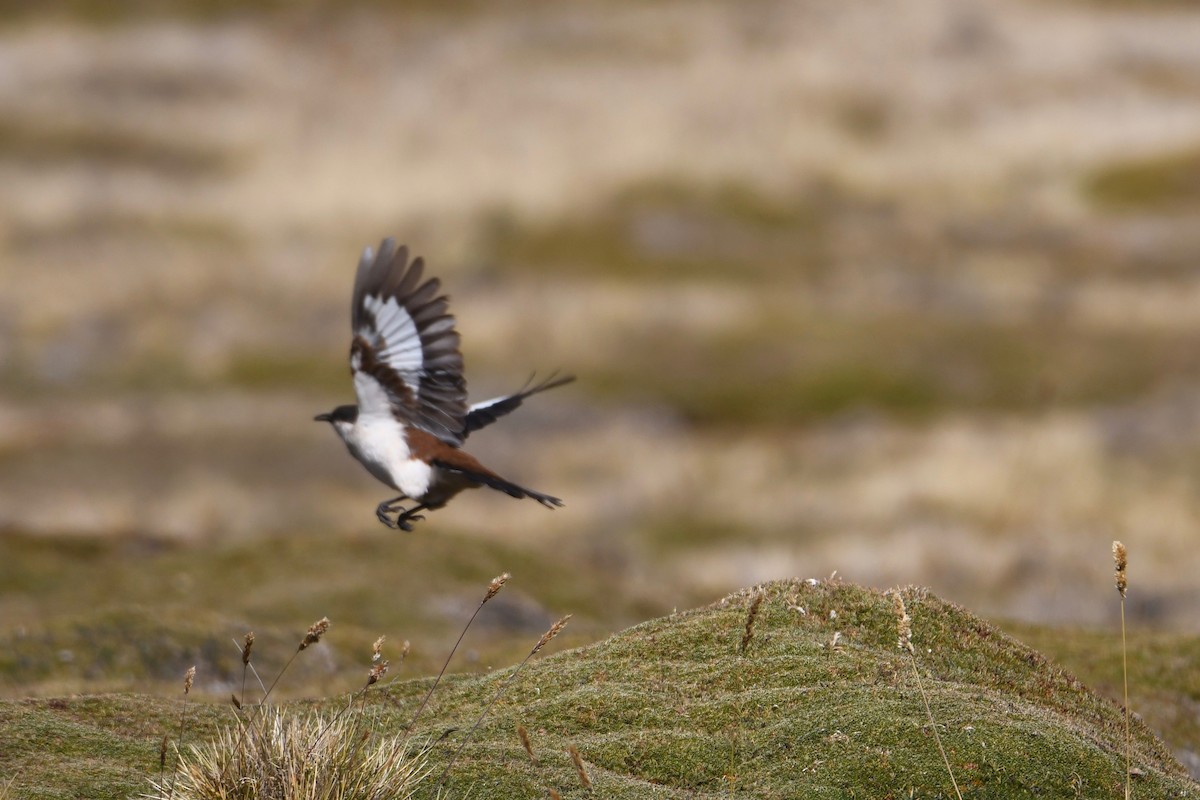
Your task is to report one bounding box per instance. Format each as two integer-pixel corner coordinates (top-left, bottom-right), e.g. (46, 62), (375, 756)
(434, 460), (564, 508)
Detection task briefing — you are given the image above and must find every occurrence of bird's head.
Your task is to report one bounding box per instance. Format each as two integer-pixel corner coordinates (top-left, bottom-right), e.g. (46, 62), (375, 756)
(314, 404), (359, 438)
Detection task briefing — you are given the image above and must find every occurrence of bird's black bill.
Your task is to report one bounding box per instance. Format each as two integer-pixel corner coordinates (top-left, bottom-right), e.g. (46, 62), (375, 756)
(314, 412), (333, 422)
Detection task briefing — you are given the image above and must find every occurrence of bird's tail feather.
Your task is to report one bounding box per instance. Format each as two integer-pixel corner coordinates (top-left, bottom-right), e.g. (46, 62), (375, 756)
(435, 461), (564, 508)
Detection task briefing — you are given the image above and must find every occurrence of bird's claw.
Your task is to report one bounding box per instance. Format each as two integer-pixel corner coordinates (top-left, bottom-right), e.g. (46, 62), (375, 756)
(396, 513), (425, 532)
(375, 500), (424, 532)
(376, 501), (404, 529)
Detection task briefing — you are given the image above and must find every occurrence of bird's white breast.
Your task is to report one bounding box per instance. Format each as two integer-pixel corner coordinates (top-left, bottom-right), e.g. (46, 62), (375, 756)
(342, 414), (433, 500)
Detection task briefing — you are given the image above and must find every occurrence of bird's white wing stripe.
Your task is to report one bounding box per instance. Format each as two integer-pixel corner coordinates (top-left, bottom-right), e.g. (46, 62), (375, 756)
(362, 295), (425, 388)
(469, 394), (510, 412)
(376, 314), (418, 344)
(352, 363), (397, 420)
(363, 296), (418, 346)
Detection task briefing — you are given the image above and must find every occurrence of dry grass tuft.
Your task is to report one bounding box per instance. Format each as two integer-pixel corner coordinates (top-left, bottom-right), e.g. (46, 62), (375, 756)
(148, 707), (430, 800)
(146, 574), (574, 799)
(152, 617), (427, 800)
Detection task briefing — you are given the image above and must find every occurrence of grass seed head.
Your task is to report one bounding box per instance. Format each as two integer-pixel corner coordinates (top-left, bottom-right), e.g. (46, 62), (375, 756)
(372, 636), (386, 663)
(517, 724), (538, 765)
(184, 665), (196, 695)
(300, 617), (330, 650)
(486, 572), (510, 602)
(740, 590), (765, 654)
(241, 632), (255, 665)
(1113, 540), (1128, 598)
(568, 744), (592, 789)
(534, 615), (572, 654)
(367, 660), (389, 686)
(893, 591), (914, 654)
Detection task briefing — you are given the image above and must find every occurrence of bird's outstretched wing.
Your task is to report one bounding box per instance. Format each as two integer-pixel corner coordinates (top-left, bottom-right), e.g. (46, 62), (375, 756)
(464, 372), (575, 437)
(349, 239), (468, 445)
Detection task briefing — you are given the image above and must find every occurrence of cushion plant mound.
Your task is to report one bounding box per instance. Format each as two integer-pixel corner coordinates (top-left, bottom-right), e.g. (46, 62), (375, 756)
(1, 579), (1196, 799)
(401, 579), (1195, 798)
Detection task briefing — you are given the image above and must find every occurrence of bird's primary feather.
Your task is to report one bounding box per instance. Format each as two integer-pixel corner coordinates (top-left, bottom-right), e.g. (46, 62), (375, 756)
(349, 240), (468, 446)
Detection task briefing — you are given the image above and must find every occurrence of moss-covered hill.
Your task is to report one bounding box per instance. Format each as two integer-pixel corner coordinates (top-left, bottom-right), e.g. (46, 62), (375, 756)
(2, 580), (1196, 798)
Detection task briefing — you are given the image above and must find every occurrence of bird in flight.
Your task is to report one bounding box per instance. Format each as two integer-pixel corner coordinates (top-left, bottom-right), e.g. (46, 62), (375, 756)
(316, 239), (573, 530)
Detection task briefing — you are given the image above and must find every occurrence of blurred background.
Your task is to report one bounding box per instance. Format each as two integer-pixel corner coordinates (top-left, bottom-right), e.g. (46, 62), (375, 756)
(2, 0), (1200, 717)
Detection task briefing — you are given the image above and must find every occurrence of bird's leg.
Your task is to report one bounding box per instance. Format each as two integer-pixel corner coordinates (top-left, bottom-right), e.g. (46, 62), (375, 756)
(394, 504), (428, 533)
(376, 495), (407, 528)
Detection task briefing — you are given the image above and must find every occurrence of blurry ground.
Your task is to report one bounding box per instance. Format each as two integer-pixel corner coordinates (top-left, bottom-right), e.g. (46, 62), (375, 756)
(3, 0), (1200, 711)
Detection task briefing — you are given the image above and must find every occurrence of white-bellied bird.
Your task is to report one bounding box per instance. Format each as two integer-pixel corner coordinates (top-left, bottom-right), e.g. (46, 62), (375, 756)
(315, 239), (573, 530)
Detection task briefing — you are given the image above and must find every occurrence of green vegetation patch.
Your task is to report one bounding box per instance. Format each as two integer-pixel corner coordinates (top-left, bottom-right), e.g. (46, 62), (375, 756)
(483, 178), (836, 282)
(0, 119), (238, 177)
(1008, 621), (1200, 777)
(594, 312), (1191, 427)
(1084, 145), (1200, 213)
(1, 580), (1196, 797)
(0, 528), (671, 698)
(1, 694), (226, 799)
(221, 351), (348, 393)
(394, 581), (1194, 797)
(478, 175), (1200, 427)
(640, 515), (778, 553)
(9, 212), (248, 253)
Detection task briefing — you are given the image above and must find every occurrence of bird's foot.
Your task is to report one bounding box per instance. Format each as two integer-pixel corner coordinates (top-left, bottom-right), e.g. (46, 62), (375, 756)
(395, 512), (425, 532)
(376, 500), (404, 529)
(375, 499), (425, 531)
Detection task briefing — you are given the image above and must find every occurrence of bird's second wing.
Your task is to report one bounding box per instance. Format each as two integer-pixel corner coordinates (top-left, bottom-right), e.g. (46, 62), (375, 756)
(464, 372), (575, 437)
(349, 239), (467, 444)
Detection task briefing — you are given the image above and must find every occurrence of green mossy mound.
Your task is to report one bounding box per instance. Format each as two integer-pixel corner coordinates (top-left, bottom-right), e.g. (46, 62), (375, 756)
(2, 580), (1195, 798)
(399, 579), (1193, 798)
